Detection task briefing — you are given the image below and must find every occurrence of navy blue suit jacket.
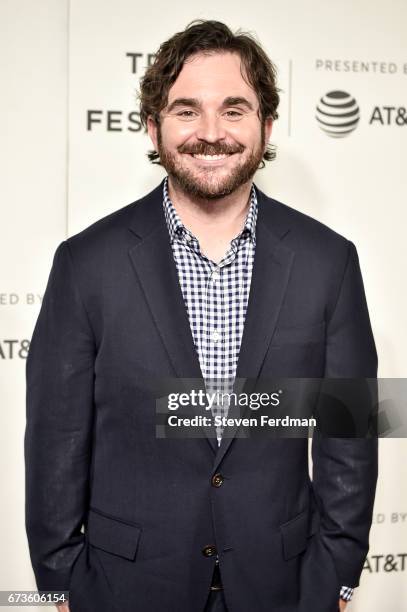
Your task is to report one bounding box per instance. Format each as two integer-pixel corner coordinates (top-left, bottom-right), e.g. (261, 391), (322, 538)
(25, 180), (378, 612)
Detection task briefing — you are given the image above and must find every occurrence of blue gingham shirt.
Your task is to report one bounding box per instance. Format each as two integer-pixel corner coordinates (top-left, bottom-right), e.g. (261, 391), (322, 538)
(162, 176), (353, 603)
(162, 176), (256, 443)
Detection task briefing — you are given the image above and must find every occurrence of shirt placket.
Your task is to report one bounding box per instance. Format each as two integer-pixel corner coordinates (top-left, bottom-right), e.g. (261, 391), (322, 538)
(204, 242), (241, 443)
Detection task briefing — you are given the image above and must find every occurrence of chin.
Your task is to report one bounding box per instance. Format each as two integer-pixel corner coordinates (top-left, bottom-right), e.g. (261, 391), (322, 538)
(185, 183), (240, 200)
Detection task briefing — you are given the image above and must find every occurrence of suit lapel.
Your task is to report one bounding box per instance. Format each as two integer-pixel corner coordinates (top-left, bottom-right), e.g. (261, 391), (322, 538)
(127, 181), (218, 452)
(213, 186), (295, 470)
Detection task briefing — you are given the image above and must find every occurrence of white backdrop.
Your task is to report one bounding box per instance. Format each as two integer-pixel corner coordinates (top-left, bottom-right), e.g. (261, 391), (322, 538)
(1, 0), (406, 610)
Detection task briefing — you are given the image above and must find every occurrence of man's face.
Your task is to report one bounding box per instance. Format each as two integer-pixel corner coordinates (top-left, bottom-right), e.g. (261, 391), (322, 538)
(147, 51), (273, 200)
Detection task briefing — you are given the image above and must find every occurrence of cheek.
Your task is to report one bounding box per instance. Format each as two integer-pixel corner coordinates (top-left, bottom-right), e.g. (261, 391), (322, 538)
(226, 122), (262, 145)
(161, 122), (197, 147)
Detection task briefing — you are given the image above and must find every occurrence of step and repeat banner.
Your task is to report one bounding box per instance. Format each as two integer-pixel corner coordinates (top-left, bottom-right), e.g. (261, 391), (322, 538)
(1, 0), (406, 610)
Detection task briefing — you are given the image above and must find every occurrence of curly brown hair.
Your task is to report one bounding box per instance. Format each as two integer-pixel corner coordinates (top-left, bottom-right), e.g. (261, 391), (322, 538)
(138, 20), (280, 166)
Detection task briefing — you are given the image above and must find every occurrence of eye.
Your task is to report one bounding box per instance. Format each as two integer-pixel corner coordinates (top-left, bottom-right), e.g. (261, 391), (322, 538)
(224, 110), (244, 120)
(176, 110), (198, 119)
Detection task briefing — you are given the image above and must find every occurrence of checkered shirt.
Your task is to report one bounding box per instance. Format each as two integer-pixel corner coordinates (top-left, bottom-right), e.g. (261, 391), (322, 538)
(162, 176), (256, 443)
(162, 176), (353, 603)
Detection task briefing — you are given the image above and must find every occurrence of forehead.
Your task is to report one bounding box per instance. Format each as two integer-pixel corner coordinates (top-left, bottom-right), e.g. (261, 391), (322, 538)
(167, 51), (257, 105)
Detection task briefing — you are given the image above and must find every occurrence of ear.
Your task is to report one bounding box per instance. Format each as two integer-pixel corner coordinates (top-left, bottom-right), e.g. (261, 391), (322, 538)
(264, 117), (273, 146)
(147, 115), (159, 150)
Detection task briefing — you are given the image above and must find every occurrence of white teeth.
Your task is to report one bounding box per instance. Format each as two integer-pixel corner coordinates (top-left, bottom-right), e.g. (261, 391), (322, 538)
(192, 154), (230, 160)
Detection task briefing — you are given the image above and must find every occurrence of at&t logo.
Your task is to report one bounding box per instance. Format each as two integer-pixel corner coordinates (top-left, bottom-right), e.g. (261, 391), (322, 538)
(316, 90), (360, 138)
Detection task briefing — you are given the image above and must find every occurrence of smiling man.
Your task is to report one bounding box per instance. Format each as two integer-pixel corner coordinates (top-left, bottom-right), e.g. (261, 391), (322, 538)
(25, 20), (378, 612)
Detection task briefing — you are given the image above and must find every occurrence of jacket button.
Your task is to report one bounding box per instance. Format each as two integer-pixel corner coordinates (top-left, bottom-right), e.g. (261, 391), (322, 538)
(202, 545), (217, 557)
(211, 473), (224, 487)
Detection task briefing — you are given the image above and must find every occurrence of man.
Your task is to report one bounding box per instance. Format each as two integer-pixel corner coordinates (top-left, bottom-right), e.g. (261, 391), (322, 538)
(25, 20), (378, 612)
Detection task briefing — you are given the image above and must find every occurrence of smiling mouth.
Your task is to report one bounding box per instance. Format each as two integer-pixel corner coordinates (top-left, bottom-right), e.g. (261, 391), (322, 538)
(188, 153), (235, 161)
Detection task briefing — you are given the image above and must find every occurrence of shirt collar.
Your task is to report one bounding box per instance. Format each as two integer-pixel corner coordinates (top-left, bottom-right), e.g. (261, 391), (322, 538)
(162, 176), (258, 248)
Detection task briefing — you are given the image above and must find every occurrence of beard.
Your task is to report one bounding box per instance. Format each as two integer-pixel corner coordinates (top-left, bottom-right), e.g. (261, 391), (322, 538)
(156, 124), (266, 200)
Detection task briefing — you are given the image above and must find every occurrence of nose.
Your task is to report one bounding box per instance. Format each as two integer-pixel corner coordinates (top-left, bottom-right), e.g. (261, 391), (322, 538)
(195, 112), (226, 143)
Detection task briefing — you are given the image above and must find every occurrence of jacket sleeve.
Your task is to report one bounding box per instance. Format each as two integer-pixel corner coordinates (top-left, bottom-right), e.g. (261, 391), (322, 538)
(25, 240), (96, 592)
(311, 240), (378, 588)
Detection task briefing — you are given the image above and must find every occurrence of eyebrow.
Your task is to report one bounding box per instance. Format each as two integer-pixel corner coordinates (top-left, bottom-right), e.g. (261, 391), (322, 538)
(166, 96), (255, 113)
(223, 96), (254, 110)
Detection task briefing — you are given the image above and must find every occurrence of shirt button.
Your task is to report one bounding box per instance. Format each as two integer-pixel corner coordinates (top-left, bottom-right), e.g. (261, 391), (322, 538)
(212, 330), (221, 342)
(202, 545), (217, 557)
(212, 270), (220, 281)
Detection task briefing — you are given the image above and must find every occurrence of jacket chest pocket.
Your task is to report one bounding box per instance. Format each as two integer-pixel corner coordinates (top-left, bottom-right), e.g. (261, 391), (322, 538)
(271, 321), (326, 347)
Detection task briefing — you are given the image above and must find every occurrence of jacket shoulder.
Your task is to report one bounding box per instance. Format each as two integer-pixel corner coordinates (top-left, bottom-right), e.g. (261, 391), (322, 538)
(267, 194), (349, 246)
(65, 182), (164, 255)
(257, 190), (352, 265)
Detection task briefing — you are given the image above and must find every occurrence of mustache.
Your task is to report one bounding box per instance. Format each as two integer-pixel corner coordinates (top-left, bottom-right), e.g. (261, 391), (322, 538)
(177, 142), (245, 155)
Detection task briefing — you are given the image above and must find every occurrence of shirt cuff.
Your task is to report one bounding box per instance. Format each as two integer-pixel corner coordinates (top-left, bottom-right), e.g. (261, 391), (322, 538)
(340, 586), (354, 602)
